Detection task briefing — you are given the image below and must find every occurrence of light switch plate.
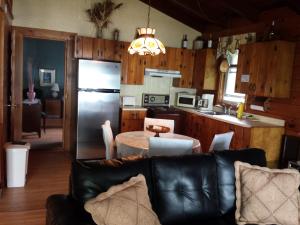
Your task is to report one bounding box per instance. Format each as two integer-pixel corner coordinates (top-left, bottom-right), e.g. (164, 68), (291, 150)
(241, 74), (250, 82)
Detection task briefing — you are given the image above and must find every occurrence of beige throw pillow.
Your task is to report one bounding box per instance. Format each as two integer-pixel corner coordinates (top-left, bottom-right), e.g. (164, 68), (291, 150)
(235, 161), (300, 225)
(84, 174), (161, 225)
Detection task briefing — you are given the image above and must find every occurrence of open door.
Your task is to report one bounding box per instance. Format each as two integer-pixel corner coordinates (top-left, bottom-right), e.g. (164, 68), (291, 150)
(10, 28), (23, 141)
(0, 11), (12, 190)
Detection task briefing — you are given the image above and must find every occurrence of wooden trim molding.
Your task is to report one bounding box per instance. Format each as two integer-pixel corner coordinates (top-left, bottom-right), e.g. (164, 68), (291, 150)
(12, 26), (76, 41)
(0, 0), (13, 20)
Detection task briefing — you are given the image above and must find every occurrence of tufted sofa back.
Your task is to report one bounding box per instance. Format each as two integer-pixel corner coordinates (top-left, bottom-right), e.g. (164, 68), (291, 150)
(71, 149), (266, 225)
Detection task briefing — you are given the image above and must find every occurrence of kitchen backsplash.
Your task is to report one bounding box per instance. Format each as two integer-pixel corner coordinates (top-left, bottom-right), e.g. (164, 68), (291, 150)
(120, 76), (196, 106)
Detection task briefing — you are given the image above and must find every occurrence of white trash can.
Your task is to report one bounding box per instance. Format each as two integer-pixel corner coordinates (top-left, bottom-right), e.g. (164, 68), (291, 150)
(5, 142), (30, 187)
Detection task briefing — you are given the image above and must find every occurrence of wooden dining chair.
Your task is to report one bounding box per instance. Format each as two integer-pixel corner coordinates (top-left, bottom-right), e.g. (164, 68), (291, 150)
(148, 137), (193, 157)
(208, 131), (234, 152)
(144, 117), (175, 133)
(101, 120), (116, 160)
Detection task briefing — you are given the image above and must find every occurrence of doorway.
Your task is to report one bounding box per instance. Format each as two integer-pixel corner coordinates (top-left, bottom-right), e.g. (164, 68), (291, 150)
(10, 27), (77, 154)
(21, 38), (65, 150)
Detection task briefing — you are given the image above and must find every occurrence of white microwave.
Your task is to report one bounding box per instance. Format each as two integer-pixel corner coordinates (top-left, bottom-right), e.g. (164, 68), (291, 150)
(176, 93), (197, 108)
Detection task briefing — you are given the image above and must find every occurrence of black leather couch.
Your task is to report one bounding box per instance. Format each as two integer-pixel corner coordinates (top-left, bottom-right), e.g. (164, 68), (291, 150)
(46, 148), (266, 225)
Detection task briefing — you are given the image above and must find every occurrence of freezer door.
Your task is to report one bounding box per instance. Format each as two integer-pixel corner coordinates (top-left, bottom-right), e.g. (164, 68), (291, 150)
(77, 91), (120, 159)
(78, 59), (121, 90)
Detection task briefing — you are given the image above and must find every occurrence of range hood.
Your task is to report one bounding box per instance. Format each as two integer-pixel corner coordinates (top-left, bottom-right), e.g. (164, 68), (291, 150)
(144, 68), (181, 78)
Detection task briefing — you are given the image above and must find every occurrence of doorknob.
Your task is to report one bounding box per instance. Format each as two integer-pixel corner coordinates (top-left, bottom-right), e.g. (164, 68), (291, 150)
(5, 104), (17, 108)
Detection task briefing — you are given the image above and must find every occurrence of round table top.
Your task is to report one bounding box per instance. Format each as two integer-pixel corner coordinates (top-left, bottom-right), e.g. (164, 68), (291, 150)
(115, 131), (201, 152)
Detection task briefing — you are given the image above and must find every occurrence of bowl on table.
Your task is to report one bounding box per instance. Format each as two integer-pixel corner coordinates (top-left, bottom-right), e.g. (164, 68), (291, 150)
(146, 125), (170, 137)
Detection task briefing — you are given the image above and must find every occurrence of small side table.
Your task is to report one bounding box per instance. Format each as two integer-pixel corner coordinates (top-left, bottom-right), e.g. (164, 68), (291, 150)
(45, 99), (62, 118)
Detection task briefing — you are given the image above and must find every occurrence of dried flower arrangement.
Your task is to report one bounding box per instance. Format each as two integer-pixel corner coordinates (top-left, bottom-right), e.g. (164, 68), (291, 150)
(26, 58), (36, 101)
(86, 0), (123, 38)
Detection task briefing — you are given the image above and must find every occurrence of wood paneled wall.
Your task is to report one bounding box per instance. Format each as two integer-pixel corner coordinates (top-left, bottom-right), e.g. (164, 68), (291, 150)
(205, 7), (300, 137)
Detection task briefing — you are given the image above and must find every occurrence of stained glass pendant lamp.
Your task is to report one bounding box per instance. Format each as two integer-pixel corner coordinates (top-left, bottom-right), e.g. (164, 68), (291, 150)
(128, 0), (166, 56)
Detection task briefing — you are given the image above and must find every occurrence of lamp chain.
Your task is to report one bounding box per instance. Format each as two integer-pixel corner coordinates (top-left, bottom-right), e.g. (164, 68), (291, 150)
(147, 0), (151, 28)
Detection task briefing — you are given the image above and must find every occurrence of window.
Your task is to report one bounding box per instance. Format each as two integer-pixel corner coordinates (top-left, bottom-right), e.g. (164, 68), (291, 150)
(223, 51), (245, 103)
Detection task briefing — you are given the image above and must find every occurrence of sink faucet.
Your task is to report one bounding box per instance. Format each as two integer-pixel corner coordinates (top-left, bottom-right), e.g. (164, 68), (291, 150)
(222, 104), (228, 114)
(228, 105), (233, 115)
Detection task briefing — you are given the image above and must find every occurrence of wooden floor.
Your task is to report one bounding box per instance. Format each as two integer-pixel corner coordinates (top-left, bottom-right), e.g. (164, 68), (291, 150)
(0, 129), (71, 225)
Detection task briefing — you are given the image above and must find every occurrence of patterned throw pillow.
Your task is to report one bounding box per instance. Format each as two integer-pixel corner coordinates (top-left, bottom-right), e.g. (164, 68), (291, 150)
(235, 161), (300, 225)
(84, 174), (161, 225)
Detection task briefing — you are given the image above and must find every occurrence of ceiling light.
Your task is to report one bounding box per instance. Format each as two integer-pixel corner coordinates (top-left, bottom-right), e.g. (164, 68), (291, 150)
(128, 1), (166, 56)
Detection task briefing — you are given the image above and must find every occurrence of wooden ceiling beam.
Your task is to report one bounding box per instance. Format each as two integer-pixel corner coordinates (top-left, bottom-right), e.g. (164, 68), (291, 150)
(168, 0), (225, 27)
(218, 0), (259, 22)
(139, 0), (205, 31)
(287, 0), (300, 14)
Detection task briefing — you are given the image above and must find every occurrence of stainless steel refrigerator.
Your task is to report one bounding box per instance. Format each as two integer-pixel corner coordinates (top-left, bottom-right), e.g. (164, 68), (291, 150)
(77, 59), (120, 159)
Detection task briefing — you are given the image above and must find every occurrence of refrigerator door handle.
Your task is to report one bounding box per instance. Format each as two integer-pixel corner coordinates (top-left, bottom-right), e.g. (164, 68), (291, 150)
(78, 88), (120, 93)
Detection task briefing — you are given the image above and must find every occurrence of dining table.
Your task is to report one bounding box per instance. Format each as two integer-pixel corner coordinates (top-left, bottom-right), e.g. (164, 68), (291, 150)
(115, 131), (201, 158)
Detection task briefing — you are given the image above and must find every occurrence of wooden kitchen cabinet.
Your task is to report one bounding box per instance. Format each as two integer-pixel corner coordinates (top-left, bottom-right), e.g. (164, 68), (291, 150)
(193, 49), (217, 91)
(173, 49), (195, 88)
(120, 109), (147, 132)
(123, 53), (150, 85)
(74, 36), (93, 59)
(150, 47), (180, 70)
(182, 111), (283, 165)
(235, 40), (295, 98)
(93, 39), (126, 61)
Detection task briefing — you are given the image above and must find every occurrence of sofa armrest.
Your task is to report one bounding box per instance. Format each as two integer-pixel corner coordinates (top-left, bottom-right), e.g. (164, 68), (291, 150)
(46, 194), (95, 225)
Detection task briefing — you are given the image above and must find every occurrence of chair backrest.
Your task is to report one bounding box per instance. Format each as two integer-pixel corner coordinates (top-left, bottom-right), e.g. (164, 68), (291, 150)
(148, 137), (193, 157)
(144, 117), (175, 133)
(209, 131), (234, 151)
(101, 120), (115, 160)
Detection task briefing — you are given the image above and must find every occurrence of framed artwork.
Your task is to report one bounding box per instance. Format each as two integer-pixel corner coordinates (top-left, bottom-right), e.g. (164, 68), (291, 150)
(39, 69), (55, 86)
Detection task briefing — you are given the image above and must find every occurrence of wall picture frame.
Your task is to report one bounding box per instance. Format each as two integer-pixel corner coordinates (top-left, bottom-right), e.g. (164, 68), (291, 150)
(39, 69), (55, 86)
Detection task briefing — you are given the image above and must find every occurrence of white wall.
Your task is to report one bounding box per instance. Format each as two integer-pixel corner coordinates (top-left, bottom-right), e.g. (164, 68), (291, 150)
(12, 0), (201, 48)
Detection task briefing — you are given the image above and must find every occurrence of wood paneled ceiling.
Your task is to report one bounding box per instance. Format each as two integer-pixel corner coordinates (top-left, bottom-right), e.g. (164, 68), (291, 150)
(140, 0), (300, 32)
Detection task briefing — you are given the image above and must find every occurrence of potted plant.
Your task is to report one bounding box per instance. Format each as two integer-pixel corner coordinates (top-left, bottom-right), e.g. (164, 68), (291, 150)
(86, 0), (123, 38)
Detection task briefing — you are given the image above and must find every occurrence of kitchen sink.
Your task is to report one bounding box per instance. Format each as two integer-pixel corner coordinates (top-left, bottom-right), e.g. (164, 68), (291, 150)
(196, 110), (226, 115)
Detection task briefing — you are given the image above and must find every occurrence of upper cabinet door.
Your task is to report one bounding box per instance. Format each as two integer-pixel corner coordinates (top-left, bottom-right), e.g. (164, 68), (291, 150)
(193, 49), (217, 91)
(236, 40), (295, 98)
(173, 49), (195, 88)
(74, 36), (93, 59)
(92, 39), (105, 60)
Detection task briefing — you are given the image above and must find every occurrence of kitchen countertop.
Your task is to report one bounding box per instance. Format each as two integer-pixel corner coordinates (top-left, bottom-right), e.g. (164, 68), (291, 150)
(120, 106), (147, 111)
(174, 106), (284, 128)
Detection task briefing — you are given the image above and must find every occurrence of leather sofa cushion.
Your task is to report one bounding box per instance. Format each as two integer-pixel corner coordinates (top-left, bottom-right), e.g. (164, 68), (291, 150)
(151, 154), (220, 225)
(214, 148), (266, 216)
(71, 159), (152, 205)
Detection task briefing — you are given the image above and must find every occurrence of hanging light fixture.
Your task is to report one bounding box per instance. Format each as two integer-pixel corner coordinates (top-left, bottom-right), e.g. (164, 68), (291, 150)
(128, 0), (166, 56)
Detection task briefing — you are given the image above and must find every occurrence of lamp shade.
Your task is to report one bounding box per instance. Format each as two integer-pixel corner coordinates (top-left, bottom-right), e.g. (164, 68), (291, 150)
(128, 27), (166, 56)
(51, 83), (60, 92)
